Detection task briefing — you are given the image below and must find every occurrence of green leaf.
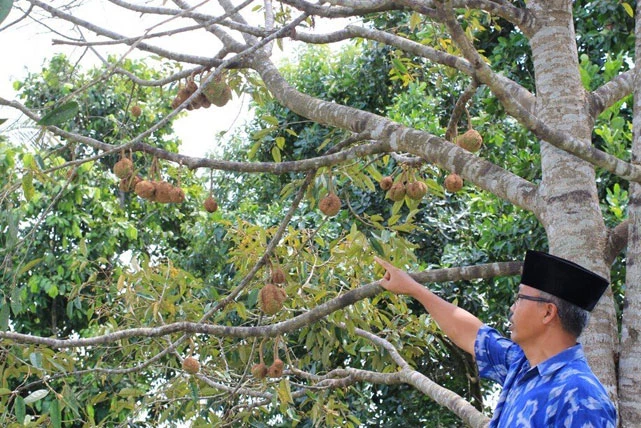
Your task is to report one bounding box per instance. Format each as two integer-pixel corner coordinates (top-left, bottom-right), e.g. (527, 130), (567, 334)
(14, 396), (25, 424)
(18, 257), (43, 275)
(0, 301), (9, 330)
(271, 146), (281, 163)
(261, 115), (279, 126)
(246, 288), (258, 308)
(0, 0), (13, 26)
(50, 399), (62, 428)
(622, 2), (634, 17)
(37, 101), (80, 126)
(0, 118), (7, 126)
(22, 172), (35, 202)
(29, 352), (43, 369)
(24, 389), (49, 405)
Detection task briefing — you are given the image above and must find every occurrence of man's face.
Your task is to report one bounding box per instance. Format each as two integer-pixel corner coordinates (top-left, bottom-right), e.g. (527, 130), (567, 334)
(508, 284), (553, 345)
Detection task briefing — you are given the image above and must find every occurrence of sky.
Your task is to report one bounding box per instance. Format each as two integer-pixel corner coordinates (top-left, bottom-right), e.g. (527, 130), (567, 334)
(0, 1), (346, 158)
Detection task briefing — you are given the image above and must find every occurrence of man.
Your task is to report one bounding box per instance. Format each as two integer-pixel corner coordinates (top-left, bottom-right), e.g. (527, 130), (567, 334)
(375, 250), (616, 427)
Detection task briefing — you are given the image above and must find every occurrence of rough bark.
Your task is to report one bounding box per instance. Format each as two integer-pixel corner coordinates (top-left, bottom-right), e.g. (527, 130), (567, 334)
(618, 3), (641, 425)
(526, 0), (618, 402)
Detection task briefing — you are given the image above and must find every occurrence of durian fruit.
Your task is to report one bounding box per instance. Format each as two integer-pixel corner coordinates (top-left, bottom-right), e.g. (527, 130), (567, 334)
(169, 186), (186, 204)
(379, 176), (394, 191)
(113, 157), (134, 179)
(204, 195), (218, 213)
(444, 173), (463, 193)
(251, 362), (269, 379)
(130, 105), (142, 117)
(406, 181), (428, 200)
(182, 356), (200, 374)
(318, 193), (341, 216)
(202, 73), (232, 107)
(119, 175), (142, 193)
(185, 79), (198, 94)
(258, 283), (287, 316)
(171, 86), (191, 109)
(387, 182), (406, 202)
(171, 81), (197, 110)
(456, 129), (483, 152)
(153, 180), (174, 203)
(134, 180), (156, 200)
(267, 358), (284, 378)
(271, 267), (286, 285)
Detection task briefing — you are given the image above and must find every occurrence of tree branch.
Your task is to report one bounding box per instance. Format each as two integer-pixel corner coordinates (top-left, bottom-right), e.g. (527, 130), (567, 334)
(589, 70), (635, 119)
(0, 261), (521, 348)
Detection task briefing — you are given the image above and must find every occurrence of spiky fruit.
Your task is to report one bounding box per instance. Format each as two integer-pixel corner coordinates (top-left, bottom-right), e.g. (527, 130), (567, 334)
(153, 181), (174, 203)
(406, 181), (428, 200)
(204, 196), (218, 213)
(172, 86), (192, 109)
(130, 105), (142, 117)
(211, 85), (232, 107)
(318, 193), (341, 216)
(379, 176), (394, 191)
(202, 73), (229, 105)
(119, 175), (142, 193)
(387, 182), (406, 202)
(268, 358), (284, 378)
(271, 267), (286, 284)
(185, 80), (198, 94)
(182, 356), (200, 374)
(456, 129), (483, 152)
(134, 180), (156, 200)
(258, 283), (287, 315)
(169, 186), (186, 203)
(444, 173), (463, 192)
(251, 363), (269, 379)
(113, 158), (134, 179)
(197, 93), (211, 109)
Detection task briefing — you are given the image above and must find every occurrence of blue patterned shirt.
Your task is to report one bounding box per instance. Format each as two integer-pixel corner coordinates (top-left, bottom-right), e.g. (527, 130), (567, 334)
(475, 325), (616, 427)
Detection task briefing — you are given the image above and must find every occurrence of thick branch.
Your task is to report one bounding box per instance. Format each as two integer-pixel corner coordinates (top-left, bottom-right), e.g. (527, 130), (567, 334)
(605, 219), (629, 265)
(590, 70), (635, 119)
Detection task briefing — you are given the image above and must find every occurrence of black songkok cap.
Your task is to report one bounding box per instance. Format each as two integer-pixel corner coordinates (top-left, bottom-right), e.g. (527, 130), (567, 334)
(520, 250), (609, 311)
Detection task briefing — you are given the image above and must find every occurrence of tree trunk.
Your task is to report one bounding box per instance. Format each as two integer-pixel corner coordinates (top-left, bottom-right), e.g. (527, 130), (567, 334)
(618, 4), (641, 426)
(528, 0), (618, 403)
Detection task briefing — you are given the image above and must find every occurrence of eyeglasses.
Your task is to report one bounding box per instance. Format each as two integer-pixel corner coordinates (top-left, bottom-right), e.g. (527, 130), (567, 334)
(514, 294), (553, 304)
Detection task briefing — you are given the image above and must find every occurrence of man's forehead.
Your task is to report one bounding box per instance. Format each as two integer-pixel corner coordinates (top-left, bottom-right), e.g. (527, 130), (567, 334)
(518, 284), (538, 294)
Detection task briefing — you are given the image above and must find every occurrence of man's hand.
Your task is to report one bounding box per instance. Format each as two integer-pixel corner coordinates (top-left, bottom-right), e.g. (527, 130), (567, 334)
(374, 256), (423, 297)
(374, 256), (482, 355)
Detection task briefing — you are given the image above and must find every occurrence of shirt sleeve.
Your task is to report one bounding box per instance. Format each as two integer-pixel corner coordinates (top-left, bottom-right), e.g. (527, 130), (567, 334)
(474, 324), (523, 386)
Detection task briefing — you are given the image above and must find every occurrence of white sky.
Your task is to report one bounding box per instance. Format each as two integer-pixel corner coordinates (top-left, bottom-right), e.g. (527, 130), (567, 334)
(0, 1), (346, 157)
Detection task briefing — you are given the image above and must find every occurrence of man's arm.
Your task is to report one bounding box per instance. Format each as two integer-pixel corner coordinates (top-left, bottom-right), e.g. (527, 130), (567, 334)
(375, 257), (483, 355)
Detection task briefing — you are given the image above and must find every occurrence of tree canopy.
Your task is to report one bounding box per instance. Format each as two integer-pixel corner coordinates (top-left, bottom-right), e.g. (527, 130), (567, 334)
(0, 0), (639, 427)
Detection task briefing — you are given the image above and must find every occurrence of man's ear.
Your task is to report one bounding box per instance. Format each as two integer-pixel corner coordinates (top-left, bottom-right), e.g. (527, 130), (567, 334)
(541, 303), (558, 325)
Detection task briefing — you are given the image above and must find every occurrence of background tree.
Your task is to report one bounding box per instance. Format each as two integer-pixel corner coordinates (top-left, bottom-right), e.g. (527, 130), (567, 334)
(0, 0), (639, 426)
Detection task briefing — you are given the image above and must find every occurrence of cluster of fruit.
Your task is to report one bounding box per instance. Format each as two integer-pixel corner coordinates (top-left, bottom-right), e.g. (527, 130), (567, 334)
(251, 355), (285, 379)
(379, 174), (428, 201)
(170, 73), (232, 111)
(113, 156), (185, 204)
(442, 128), (484, 192)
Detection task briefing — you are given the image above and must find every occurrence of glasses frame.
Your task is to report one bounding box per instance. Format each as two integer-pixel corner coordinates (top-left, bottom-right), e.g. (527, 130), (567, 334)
(514, 293), (553, 305)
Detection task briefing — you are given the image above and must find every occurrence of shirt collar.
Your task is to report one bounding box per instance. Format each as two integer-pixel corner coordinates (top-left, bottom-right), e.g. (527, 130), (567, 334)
(535, 343), (584, 377)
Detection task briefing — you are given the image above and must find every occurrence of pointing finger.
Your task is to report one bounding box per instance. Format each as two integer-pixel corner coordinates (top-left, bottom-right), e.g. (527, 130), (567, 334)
(374, 256), (391, 270)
